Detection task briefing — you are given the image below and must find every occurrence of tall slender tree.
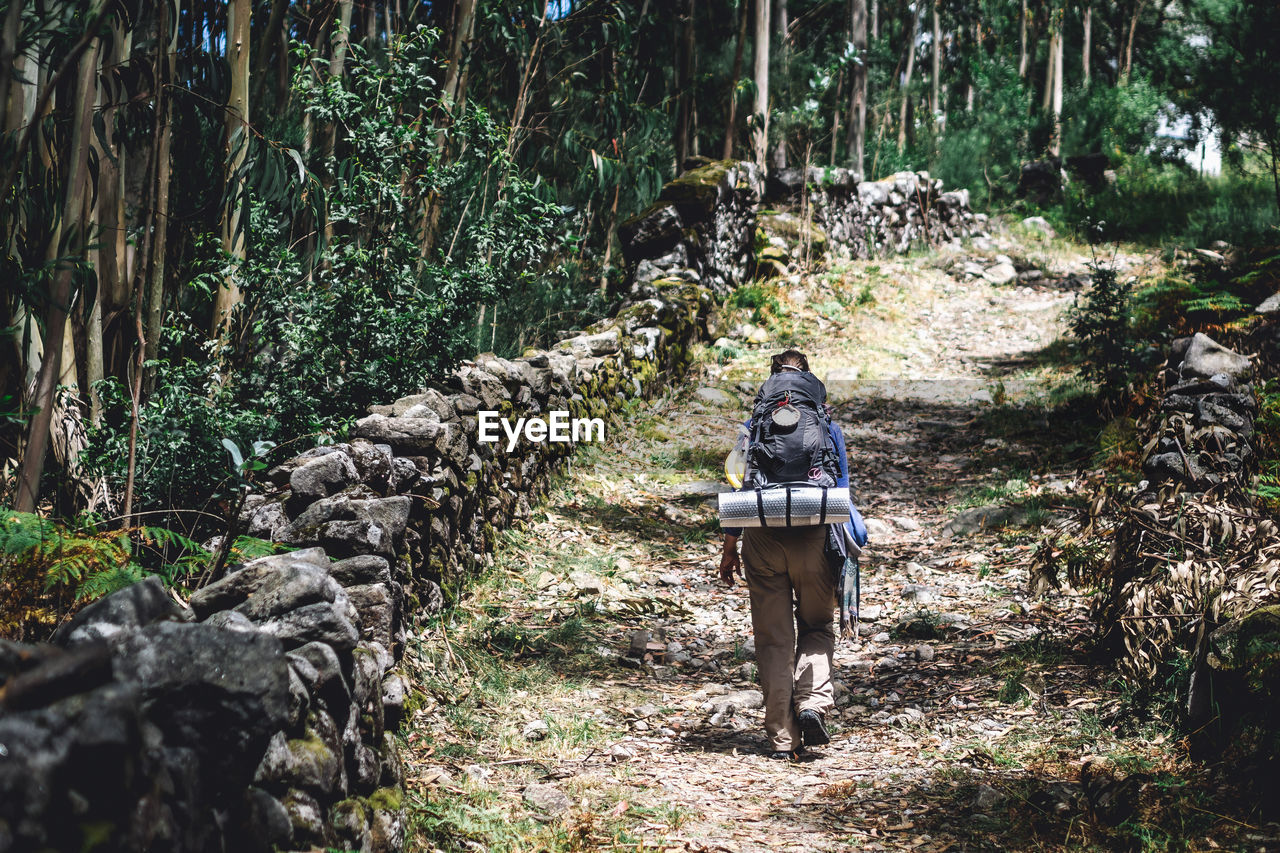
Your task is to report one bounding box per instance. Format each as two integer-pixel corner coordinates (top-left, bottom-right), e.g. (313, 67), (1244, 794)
(722, 0), (749, 159)
(212, 0), (250, 340)
(14, 14), (104, 513)
(847, 0), (868, 176)
(752, 0), (771, 170)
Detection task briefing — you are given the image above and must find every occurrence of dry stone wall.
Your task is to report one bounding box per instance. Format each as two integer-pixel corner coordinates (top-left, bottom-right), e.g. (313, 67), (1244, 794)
(0, 160), (982, 853)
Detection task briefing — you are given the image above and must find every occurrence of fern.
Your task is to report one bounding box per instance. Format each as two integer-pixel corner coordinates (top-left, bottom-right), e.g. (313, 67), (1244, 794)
(230, 535), (290, 562)
(0, 510), (210, 610)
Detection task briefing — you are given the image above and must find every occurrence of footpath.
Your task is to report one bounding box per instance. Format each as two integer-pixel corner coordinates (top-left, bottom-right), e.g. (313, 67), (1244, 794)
(403, 234), (1228, 852)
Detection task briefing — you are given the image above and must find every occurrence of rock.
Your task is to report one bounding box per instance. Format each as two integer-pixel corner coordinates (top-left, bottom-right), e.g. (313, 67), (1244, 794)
(1020, 216), (1056, 237)
(1256, 292), (1280, 316)
(54, 576), (192, 647)
(1208, 605), (1280, 711)
(244, 787), (294, 849)
(658, 573), (683, 587)
(255, 602), (360, 652)
(523, 719), (550, 741)
(330, 555), (392, 587)
(464, 764), (491, 785)
(190, 553), (335, 620)
(110, 622), (289, 791)
(346, 583), (395, 647)
(671, 480), (733, 496)
(282, 789), (326, 846)
(203, 609), (258, 633)
(351, 415), (448, 454)
(619, 203), (684, 261)
(1180, 333), (1251, 382)
(694, 386), (735, 406)
(381, 672), (409, 728)
(609, 743), (637, 761)
(900, 584), (938, 605)
(982, 262), (1018, 285)
(914, 644), (936, 662)
(370, 795), (406, 853)
(943, 505), (1028, 535)
(290, 451), (359, 502)
(973, 783), (1007, 812)
(523, 782), (571, 817)
(0, 642), (112, 710)
(628, 629), (651, 657)
(863, 518), (892, 539)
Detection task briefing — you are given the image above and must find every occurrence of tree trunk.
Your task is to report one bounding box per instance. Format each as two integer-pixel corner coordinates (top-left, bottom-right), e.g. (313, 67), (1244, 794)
(440, 0), (477, 118)
(95, 21), (130, 311)
(251, 0), (288, 104)
(929, 0), (940, 120)
(1082, 3), (1092, 86)
(1051, 11), (1063, 155)
(847, 0), (867, 176)
(1041, 23), (1056, 114)
(896, 5), (918, 153)
(212, 0), (250, 340)
(0, 0), (20, 135)
(1121, 0), (1147, 85)
(751, 0), (771, 171)
(14, 33), (101, 513)
(145, 0), (178, 379)
(1018, 0), (1028, 78)
(675, 0), (696, 166)
(871, 0), (878, 40)
(322, 0), (353, 165)
(770, 0), (788, 170)
(722, 0), (749, 159)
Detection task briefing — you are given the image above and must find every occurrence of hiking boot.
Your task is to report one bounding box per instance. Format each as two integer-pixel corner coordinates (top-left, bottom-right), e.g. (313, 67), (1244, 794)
(797, 709), (830, 747)
(767, 748), (806, 761)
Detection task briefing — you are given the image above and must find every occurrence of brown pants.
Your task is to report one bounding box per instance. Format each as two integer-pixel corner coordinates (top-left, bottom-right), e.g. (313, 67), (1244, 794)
(742, 525), (836, 752)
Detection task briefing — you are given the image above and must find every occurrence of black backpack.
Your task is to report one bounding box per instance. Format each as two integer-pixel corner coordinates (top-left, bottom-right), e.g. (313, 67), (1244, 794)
(745, 370), (841, 489)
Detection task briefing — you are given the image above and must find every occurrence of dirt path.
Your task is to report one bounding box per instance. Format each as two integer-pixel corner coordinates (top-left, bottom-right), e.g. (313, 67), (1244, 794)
(404, 237), (1209, 852)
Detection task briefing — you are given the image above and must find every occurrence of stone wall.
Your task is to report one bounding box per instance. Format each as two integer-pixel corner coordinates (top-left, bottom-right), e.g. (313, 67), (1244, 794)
(766, 166), (986, 259)
(0, 556), (406, 853)
(0, 160), (982, 853)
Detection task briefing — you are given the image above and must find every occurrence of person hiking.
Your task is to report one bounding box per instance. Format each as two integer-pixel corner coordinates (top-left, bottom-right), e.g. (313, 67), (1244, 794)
(717, 349), (868, 760)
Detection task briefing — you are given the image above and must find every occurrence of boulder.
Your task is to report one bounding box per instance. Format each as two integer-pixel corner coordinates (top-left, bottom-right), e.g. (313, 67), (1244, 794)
(110, 623), (289, 791)
(54, 576), (192, 647)
(1179, 333), (1252, 382)
(291, 641), (351, 714)
(943, 505), (1029, 535)
(982, 262), (1018, 285)
(0, 641), (112, 710)
(350, 415), (447, 454)
(619, 203), (684, 262)
(254, 730), (343, 796)
(346, 584), (395, 648)
(255, 602), (360, 653)
(330, 555), (392, 587)
(290, 451), (359, 502)
(191, 555), (336, 621)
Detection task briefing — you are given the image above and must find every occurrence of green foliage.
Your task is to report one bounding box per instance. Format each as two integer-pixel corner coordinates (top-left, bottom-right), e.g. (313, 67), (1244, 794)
(1069, 260), (1143, 395)
(1061, 76), (1167, 163)
(1187, 0), (1280, 214)
(1062, 162), (1280, 246)
(932, 60), (1039, 206)
(0, 509), (215, 639)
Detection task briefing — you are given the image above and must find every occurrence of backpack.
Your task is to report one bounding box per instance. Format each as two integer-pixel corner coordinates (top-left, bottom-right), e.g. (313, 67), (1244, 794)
(745, 370), (841, 489)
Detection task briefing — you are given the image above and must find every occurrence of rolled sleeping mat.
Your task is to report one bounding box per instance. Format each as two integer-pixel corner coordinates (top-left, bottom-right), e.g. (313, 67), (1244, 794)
(717, 486), (852, 528)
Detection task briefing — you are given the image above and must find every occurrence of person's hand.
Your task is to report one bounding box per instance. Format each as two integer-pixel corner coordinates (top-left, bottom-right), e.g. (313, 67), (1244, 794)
(719, 535), (741, 586)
